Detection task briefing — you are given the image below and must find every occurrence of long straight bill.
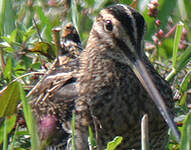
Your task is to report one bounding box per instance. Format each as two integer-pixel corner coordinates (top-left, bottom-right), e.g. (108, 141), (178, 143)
(132, 58), (180, 142)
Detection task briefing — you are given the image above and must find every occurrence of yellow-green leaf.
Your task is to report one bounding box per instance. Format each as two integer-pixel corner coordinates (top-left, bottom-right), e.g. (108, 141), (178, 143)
(0, 81), (20, 117)
(106, 136), (123, 150)
(3, 57), (12, 81)
(30, 42), (56, 59)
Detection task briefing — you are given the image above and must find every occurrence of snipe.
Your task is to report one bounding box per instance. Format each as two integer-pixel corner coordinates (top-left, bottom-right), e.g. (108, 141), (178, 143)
(72, 4), (180, 150)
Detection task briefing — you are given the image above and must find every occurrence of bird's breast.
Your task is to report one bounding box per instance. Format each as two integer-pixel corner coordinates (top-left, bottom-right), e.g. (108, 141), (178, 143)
(77, 51), (116, 97)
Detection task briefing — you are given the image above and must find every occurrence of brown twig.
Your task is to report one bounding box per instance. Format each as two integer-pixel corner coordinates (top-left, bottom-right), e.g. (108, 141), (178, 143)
(33, 18), (43, 42)
(0, 49), (6, 72)
(52, 27), (62, 56)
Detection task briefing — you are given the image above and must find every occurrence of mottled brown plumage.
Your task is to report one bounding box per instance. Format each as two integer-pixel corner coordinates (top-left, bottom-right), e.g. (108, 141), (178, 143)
(31, 4), (180, 150)
(30, 23), (82, 149)
(61, 22), (82, 58)
(68, 4), (179, 150)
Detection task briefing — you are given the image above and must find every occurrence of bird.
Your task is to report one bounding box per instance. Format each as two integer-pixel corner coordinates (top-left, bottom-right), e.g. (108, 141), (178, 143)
(60, 22), (82, 58)
(30, 4), (180, 150)
(30, 23), (82, 149)
(65, 4), (180, 150)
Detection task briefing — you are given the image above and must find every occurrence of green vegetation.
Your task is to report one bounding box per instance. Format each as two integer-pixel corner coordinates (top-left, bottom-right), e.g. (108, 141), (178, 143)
(0, 0), (191, 149)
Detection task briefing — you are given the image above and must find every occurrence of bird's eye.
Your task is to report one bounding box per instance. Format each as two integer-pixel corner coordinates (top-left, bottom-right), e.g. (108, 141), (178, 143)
(104, 20), (113, 32)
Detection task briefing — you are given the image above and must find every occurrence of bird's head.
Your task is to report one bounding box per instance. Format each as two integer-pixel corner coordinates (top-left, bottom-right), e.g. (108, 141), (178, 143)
(88, 4), (146, 65)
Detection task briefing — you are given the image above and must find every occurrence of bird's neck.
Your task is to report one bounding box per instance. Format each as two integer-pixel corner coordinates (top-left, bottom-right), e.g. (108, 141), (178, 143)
(77, 35), (115, 96)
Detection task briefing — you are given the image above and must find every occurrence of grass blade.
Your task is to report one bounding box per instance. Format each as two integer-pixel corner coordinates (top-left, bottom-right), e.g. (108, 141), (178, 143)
(172, 22), (184, 68)
(141, 114), (150, 150)
(19, 84), (40, 150)
(0, 115), (17, 144)
(3, 117), (8, 150)
(176, 46), (191, 72)
(0, 0), (6, 36)
(166, 45), (191, 81)
(10, 124), (18, 150)
(0, 0), (15, 36)
(3, 0), (15, 35)
(71, 0), (79, 32)
(88, 126), (96, 149)
(180, 113), (191, 150)
(72, 111), (76, 150)
(166, 22), (184, 81)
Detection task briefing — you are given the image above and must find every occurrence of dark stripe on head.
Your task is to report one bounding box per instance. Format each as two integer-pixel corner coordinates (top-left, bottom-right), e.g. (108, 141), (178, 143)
(106, 5), (136, 48)
(128, 6), (145, 55)
(114, 37), (136, 63)
(93, 24), (136, 64)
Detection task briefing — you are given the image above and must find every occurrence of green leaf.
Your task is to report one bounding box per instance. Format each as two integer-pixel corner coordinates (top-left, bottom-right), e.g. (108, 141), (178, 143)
(0, 81), (20, 117)
(3, 47), (14, 53)
(21, 55), (33, 69)
(172, 22), (184, 68)
(36, 6), (52, 42)
(3, 57), (12, 81)
(22, 27), (36, 42)
(0, 114), (17, 144)
(180, 113), (191, 150)
(30, 62), (41, 70)
(106, 136), (123, 150)
(1, 35), (22, 50)
(9, 29), (17, 42)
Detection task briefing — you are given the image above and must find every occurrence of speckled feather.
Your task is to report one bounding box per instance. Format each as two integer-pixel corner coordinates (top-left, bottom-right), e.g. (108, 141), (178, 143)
(30, 23), (82, 149)
(61, 23), (82, 58)
(73, 4), (174, 150)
